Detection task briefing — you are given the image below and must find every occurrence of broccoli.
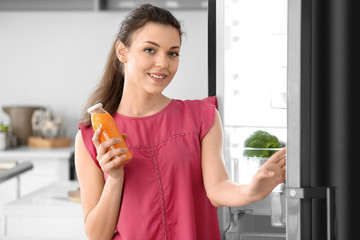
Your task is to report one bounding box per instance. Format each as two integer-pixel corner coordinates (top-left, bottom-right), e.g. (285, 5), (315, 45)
(243, 130), (282, 158)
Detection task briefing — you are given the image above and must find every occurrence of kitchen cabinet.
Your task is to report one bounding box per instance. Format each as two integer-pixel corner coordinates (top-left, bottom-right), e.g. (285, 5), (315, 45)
(0, 146), (74, 237)
(0, 145), (74, 197)
(0, 0), (94, 11)
(0, 0), (207, 11)
(2, 181), (86, 239)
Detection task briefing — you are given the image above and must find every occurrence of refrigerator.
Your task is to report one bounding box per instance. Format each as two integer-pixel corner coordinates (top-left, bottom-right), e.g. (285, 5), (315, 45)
(208, 0), (359, 239)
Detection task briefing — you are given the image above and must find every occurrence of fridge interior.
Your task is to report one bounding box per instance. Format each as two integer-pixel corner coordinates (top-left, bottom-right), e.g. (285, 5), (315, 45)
(218, 0), (288, 239)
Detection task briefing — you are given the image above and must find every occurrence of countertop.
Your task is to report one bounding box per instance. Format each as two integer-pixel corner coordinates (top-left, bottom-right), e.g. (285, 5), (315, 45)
(0, 145), (75, 199)
(3, 180), (81, 216)
(2, 180), (86, 239)
(0, 145), (74, 160)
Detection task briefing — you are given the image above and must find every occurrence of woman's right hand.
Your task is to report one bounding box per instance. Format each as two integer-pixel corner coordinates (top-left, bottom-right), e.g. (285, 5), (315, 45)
(92, 127), (128, 179)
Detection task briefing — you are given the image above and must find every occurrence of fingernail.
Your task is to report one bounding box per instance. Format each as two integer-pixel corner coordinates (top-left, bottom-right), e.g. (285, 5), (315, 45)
(117, 148), (127, 153)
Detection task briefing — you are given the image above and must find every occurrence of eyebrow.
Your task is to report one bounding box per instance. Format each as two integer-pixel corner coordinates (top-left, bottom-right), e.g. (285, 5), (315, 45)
(143, 41), (180, 49)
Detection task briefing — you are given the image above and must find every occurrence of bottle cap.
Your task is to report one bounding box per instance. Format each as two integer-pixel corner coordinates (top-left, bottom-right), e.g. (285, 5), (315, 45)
(87, 103), (103, 113)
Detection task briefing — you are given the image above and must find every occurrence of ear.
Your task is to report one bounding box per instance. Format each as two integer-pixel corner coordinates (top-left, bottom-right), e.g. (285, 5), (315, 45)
(116, 40), (127, 63)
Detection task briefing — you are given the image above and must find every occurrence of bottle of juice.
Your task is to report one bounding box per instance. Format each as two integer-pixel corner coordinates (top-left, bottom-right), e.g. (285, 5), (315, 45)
(87, 103), (132, 165)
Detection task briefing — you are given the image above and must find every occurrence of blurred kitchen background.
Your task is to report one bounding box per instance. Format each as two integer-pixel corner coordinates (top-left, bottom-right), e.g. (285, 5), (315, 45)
(4, 0), (346, 240)
(0, 1), (209, 140)
(0, 0), (304, 239)
(3, 0), (355, 239)
(0, 1), (208, 239)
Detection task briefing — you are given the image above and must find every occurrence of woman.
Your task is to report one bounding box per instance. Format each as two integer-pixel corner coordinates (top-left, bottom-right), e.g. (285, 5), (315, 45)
(75, 4), (286, 240)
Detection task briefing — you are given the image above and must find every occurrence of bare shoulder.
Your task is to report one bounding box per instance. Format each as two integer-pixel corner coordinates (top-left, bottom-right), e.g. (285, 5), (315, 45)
(75, 130), (84, 147)
(74, 130), (100, 177)
(75, 130), (88, 162)
(202, 109), (222, 142)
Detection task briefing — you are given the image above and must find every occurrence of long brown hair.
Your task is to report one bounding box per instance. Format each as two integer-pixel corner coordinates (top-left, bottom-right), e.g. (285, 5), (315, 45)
(80, 4), (183, 127)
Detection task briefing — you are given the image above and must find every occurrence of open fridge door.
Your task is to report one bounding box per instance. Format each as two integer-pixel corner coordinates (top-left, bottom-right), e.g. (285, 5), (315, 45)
(210, 0), (288, 239)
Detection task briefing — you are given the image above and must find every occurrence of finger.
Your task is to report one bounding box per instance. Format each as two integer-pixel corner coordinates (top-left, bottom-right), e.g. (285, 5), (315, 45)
(259, 169), (275, 178)
(92, 128), (102, 149)
(118, 148), (128, 154)
(104, 154), (127, 171)
(98, 137), (122, 153)
(114, 154), (128, 168)
(104, 148), (127, 160)
(278, 156), (286, 167)
(99, 148), (126, 169)
(273, 147), (287, 163)
(122, 133), (127, 142)
(276, 147), (287, 157)
(280, 171), (286, 182)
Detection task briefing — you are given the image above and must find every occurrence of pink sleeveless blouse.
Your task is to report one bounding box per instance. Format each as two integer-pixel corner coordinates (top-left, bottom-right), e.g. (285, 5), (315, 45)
(79, 96), (221, 240)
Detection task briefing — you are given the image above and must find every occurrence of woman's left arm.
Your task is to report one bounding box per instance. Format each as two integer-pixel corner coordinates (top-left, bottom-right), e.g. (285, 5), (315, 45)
(201, 109), (286, 207)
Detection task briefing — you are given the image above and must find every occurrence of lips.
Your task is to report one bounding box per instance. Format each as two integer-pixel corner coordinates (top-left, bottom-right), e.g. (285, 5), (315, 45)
(148, 72), (168, 82)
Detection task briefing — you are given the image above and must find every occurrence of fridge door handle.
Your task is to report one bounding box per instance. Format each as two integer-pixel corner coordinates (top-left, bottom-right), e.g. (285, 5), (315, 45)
(286, 187), (336, 240)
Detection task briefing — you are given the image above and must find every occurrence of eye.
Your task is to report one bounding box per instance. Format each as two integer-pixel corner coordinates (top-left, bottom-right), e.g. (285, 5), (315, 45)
(169, 51), (179, 57)
(145, 48), (155, 53)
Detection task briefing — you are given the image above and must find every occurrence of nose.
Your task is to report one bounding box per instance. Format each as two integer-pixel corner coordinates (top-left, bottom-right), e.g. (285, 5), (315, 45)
(155, 53), (169, 68)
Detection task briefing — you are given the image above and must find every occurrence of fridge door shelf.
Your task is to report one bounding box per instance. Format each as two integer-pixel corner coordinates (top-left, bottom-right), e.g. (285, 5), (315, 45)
(228, 189), (285, 217)
(224, 205), (286, 240)
(226, 232), (285, 240)
(229, 150), (284, 188)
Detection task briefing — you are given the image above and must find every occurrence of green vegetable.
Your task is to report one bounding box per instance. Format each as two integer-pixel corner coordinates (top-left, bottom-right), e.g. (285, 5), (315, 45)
(0, 123), (8, 132)
(243, 130), (281, 158)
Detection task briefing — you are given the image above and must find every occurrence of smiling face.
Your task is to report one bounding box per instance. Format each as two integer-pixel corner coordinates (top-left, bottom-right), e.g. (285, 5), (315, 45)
(117, 22), (181, 96)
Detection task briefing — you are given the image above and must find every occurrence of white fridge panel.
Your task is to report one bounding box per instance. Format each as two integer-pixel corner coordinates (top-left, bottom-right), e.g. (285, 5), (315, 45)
(222, 0), (288, 128)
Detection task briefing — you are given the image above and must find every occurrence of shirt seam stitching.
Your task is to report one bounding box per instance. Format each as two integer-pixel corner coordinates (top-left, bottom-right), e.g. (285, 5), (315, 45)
(129, 131), (199, 150)
(150, 146), (168, 240)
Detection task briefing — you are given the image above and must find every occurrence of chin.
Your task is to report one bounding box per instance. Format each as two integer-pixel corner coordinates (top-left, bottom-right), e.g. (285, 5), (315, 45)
(148, 83), (171, 94)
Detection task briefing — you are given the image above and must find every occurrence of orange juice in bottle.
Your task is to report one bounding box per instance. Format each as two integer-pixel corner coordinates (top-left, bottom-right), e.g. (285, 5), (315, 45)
(87, 103), (132, 165)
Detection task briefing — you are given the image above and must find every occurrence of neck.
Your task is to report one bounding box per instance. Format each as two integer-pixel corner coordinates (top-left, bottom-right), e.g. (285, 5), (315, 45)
(117, 89), (171, 117)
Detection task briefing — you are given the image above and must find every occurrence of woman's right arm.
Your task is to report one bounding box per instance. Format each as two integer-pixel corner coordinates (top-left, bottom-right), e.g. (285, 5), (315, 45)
(75, 130), (126, 240)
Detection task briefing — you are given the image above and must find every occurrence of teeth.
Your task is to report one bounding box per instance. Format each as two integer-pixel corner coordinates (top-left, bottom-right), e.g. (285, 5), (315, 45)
(149, 73), (165, 79)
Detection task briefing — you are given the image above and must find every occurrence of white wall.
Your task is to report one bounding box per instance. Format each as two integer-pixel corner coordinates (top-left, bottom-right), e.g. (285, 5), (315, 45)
(0, 10), (208, 140)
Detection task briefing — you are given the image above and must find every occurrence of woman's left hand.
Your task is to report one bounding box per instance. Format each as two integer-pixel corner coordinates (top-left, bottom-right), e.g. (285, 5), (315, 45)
(248, 147), (286, 201)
